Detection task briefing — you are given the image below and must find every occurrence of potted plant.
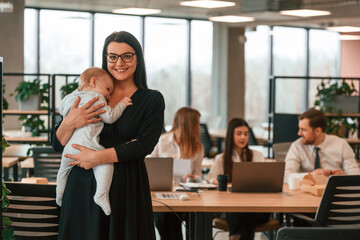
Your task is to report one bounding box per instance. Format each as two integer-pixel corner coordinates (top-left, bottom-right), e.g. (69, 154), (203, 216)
(60, 78), (79, 99)
(10, 79), (49, 136)
(314, 79), (358, 137)
(19, 115), (46, 137)
(10, 78), (49, 110)
(2, 136), (14, 240)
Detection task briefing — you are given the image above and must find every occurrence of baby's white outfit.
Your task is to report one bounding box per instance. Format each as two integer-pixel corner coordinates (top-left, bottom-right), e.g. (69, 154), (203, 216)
(56, 89), (127, 215)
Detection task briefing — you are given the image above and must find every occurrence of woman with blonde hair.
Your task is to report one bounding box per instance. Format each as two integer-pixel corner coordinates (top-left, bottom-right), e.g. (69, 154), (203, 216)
(149, 107), (204, 240)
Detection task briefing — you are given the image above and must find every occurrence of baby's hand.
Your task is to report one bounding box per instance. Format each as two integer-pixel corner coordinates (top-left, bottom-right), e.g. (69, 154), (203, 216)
(121, 97), (133, 106)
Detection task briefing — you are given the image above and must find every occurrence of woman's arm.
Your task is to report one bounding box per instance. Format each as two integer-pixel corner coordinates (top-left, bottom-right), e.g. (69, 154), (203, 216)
(56, 96), (106, 146)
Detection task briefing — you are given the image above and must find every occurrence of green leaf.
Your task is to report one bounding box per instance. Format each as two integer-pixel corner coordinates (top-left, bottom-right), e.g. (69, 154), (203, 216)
(2, 216), (12, 226)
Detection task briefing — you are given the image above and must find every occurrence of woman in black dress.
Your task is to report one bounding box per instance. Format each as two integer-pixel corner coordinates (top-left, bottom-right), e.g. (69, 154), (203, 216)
(52, 31), (164, 240)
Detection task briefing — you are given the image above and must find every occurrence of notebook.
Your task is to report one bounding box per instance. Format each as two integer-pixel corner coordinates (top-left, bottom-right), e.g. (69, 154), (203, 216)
(145, 157), (173, 191)
(231, 162), (285, 193)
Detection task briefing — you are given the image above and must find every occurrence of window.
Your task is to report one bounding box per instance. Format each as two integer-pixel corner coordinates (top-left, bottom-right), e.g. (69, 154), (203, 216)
(190, 20), (213, 122)
(144, 17), (188, 125)
(39, 10), (92, 73)
(244, 26), (271, 126)
(273, 27), (307, 114)
(308, 29), (340, 108)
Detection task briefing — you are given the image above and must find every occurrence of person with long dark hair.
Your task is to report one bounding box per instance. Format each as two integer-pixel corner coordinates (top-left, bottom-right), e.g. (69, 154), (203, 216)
(206, 118), (269, 240)
(52, 31), (164, 240)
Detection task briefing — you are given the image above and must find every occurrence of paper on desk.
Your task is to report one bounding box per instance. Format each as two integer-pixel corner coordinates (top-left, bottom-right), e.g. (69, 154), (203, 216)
(180, 182), (217, 189)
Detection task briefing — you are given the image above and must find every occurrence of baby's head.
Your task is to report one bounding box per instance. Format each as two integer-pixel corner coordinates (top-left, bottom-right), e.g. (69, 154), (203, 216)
(79, 67), (114, 100)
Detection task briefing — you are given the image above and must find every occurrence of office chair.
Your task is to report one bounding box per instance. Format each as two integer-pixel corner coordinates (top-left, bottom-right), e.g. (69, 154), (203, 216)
(213, 216), (281, 240)
(32, 147), (62, 182)
(291, 175), (360, 227)
(272, 142), (292, 162)
(3, 182), (60, 240)
(200, 123), (217, 158)
(276, 227), (360, 240)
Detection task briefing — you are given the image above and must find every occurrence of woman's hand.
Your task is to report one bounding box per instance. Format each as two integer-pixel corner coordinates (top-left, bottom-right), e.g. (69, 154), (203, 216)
(57, 96), (106, 146)
(66, 144), (100, 170)
(63, 96), (106, 130)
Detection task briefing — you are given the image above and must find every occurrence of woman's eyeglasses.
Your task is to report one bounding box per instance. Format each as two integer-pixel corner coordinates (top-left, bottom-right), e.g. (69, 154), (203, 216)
(106, 52), (136, 63)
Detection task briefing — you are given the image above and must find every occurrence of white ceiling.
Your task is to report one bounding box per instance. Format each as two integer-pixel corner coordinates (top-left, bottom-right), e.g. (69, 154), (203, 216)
(25, 0), (360, 29)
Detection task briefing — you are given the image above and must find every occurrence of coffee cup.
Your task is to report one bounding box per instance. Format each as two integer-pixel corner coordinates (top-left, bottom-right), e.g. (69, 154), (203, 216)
(217, 174), (229, 191)
(288, 176), (300, 190)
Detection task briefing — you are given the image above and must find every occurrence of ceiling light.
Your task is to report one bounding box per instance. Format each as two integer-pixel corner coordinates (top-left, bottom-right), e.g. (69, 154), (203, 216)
(112, 8), (162, 15)
(209, 15), (255, 23)
(0, 1), (13, 13)
(280, 9), (331, 17)
(180, 0), (236, 9)
(339, 35), (360, 40)
(326, 26), (360, 32)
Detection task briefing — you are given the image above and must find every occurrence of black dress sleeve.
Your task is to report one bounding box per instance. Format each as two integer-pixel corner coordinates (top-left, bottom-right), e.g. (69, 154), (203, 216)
(51, 118), (65, 152)
(114, 91), (165, 163)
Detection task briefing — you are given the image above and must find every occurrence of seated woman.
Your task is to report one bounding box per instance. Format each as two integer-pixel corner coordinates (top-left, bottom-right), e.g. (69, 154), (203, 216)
(206, 118), (270, 240)
(149, 107), (204, 240)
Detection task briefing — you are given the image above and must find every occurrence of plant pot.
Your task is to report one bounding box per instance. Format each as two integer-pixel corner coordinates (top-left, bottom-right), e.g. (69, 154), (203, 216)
(18, 94), (41, 110)
(323, 96), (359, 113)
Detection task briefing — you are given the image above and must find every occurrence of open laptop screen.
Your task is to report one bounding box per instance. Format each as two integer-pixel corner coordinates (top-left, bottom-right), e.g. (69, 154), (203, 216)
(145, 157), (173, 191)
(231, 162), (285, 193)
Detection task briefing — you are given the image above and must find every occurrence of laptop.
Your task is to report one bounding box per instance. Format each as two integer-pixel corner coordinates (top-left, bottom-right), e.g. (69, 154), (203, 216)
(145, 157), (173, 191)
(231, 162), (285, 193)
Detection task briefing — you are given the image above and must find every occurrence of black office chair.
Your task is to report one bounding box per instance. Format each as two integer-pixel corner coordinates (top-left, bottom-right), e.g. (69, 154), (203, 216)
(32, 147), (62, 182)
(291, 175), (360, 227)
(3, 182), (60, 240)
(276, 227), (360, 240)
(200, 123), (217, 158)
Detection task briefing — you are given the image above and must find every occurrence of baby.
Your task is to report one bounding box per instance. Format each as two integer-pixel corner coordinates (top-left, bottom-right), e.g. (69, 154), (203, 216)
(56, 67), (132, 215)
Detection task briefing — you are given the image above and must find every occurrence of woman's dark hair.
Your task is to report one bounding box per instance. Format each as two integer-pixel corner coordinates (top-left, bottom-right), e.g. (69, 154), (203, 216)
(102, 31), (148, 89)
(223, 118), (253, 180)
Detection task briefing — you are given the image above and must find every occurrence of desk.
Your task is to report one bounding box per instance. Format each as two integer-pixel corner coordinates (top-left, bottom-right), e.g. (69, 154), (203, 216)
(152, 185), (321, 240)
(3, 157), (19, 181)
(199, 185), (321, 239)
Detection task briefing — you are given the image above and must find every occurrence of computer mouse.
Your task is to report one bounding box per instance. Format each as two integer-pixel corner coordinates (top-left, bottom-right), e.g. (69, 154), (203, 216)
(179, 194), (189, 201)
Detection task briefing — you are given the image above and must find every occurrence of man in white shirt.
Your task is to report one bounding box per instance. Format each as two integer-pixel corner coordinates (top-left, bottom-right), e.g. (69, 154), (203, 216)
(284, 109), (360, 183)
